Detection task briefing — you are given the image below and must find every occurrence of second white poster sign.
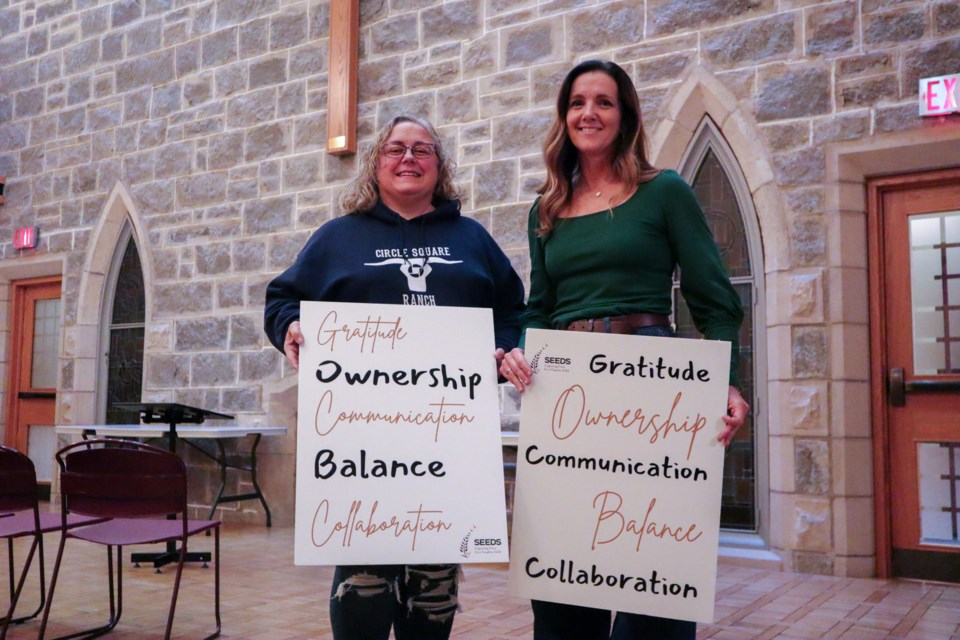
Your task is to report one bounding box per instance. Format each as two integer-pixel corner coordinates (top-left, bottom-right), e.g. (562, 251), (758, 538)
(508, 329), (730, 623)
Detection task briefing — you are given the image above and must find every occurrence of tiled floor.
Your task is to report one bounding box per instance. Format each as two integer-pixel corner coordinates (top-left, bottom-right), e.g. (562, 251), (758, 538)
(3, 523), (959, 639)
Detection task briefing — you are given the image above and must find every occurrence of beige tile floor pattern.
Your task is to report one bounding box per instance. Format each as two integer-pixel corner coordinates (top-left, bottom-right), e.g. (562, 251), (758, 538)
(3, 523), (959, 640)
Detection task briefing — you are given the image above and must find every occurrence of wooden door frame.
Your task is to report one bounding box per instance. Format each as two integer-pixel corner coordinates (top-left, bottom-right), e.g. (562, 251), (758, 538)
(867, 166), (960, 579)
(4, 274), (62, 451)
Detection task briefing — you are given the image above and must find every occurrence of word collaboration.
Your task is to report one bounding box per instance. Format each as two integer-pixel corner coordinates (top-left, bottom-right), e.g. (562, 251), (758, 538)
(525, 558), (699, 600)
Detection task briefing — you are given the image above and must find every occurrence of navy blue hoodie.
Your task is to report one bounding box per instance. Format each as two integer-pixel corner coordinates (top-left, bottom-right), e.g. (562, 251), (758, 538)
(264, 199), (526, 353)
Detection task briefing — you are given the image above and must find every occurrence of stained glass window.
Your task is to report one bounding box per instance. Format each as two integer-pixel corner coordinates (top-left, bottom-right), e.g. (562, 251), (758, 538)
(674, 149), (758, 531)
(106, 238), (145, 425)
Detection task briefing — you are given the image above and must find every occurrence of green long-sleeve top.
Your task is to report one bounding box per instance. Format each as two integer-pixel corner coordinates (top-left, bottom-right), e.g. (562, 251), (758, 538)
(522, 169), (744, 386)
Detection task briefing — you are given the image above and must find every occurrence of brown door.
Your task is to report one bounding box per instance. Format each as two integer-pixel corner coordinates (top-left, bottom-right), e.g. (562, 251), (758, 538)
(5, 276), (62, 486)
(870, 169), (960, 582)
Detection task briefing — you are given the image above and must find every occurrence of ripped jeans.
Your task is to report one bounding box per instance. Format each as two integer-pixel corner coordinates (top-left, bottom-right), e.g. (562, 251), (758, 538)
(329, 563), (459, 640)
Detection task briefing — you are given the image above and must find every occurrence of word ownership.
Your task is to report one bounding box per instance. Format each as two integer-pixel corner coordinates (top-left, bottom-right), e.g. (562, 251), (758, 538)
(311, 499), (451, 551)
(316, 361), (482, 400)
(590, 354), (711, 382)
(314, 391), (475, 442)
(552, 386), (708, 460)
(525, 558), (698, 599)
(315, 310), (407, 353)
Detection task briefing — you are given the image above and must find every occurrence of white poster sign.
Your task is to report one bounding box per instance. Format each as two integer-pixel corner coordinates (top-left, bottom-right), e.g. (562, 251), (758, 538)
(508, 329), (730, 623)
(294, 301), (509, 565)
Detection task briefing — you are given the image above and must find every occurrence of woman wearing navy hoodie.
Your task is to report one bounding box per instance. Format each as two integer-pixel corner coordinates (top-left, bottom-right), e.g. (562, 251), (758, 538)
(264, 115), (525, 640)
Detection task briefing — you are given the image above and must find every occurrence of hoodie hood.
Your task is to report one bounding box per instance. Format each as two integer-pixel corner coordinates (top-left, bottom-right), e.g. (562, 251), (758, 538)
(364, 198), (461, 225)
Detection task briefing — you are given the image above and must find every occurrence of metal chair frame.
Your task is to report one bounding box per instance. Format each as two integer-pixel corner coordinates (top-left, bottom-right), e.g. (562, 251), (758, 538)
(0, 445), (45, 639)
(38, 439), (221, 640)
(0, 446), (105, 639)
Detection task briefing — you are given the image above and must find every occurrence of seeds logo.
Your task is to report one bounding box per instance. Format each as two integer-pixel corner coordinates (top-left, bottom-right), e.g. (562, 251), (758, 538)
(533, 343), (572, 372)
(529, 344), (548, 373)
(459, 526), (504, 557)
(460, 525), (476, 558)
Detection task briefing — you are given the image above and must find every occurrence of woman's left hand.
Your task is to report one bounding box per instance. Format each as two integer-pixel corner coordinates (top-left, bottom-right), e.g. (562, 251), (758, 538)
(495, 348), (506, 373)
(718, 385), (749, 447)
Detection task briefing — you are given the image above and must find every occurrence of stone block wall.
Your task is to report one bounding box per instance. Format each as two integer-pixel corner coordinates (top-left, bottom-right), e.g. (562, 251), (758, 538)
(2, 0), (960, 574)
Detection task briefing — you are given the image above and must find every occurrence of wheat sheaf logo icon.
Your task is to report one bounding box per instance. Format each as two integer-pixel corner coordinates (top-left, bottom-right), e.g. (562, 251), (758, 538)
(529, 343), (548, 373)
(460, 526), (477, 558)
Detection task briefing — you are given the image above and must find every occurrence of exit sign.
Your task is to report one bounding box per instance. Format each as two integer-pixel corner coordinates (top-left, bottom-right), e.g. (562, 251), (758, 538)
(13, 227), (38, 250)
(919, 73), (960, 116)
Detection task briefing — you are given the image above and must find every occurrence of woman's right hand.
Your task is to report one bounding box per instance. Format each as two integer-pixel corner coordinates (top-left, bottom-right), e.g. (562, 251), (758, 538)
(499, 347), (534, 392)
(284, 320), (305, 371)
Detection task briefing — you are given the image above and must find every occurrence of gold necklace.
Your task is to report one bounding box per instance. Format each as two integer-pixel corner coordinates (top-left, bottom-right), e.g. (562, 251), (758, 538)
(585, 179), (614, 199)
(585, 182), (605, 198)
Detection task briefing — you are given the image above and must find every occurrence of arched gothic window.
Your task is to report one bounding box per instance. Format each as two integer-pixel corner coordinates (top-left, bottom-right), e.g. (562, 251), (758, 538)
(102, 233), (145, 425)
(675, 118), (767, 536)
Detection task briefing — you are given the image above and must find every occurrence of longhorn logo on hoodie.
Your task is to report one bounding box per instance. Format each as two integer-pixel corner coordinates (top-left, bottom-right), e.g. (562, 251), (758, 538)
(365, 245), (463, 306)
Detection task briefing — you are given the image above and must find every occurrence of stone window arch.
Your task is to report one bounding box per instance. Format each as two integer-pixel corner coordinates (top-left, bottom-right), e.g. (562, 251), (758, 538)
(98, 225), (146, 424)
(675, 117), (769, 541)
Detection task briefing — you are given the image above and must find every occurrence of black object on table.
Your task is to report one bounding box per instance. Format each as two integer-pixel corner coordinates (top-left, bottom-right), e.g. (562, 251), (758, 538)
(113, 402), (233, 570)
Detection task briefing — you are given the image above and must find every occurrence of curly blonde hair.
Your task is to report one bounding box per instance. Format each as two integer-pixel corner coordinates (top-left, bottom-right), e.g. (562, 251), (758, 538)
(337, 115), (461, 215)
(537, 60), (660, 236)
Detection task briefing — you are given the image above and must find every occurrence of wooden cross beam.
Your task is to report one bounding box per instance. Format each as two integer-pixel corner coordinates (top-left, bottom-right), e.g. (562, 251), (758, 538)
(327, 0), (359, 156)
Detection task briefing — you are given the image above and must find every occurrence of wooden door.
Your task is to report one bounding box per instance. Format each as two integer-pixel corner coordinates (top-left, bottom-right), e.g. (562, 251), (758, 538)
(5, 276), (62, 485)
(869, 169), (960, 582)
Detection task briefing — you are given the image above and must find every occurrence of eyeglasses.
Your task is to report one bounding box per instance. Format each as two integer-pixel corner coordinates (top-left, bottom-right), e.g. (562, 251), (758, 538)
(380, 143), (437, 159)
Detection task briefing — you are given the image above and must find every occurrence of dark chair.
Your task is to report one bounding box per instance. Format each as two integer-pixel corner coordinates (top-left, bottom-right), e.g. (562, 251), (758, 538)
(0, 446), (105, 640)
(38, 439), (221, 640)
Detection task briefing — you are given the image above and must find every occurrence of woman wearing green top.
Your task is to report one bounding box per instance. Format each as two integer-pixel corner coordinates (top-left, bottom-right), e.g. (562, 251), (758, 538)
(499, 59), (749, 640)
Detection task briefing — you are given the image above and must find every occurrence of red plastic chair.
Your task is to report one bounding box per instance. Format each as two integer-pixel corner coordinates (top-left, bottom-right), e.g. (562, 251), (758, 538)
(38, 439), (221, 640)
(0, 446), (104, 639)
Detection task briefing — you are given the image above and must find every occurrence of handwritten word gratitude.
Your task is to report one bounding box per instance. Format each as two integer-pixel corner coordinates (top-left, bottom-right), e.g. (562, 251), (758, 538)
(311, 499), (452, 551)
(316, 310), (408, 353)
(552, 386), (708, 460)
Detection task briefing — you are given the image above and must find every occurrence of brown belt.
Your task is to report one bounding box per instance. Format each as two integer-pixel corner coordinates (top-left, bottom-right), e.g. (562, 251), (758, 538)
(565, 313), (670, 334)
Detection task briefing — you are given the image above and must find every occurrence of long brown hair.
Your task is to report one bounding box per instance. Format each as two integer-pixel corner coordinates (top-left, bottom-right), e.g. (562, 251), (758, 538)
(338, 115), (461, 215)
(537, 60), (659, 236)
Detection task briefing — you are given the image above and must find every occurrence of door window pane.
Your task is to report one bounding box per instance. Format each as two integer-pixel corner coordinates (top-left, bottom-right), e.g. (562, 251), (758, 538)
(31, 297), (61, 389)
(909, 211), (960, 374)
(918, 442), (960, 546)
(28, 424), (56, 482)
